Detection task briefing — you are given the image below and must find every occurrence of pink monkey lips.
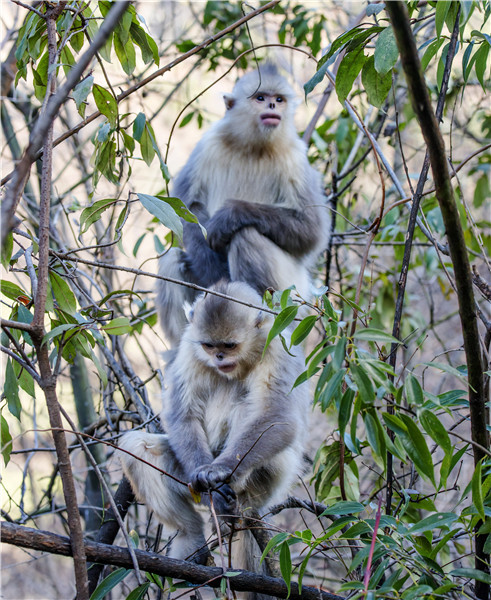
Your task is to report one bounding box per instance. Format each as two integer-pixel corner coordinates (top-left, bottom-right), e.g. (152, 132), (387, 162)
(260, 113), (281, 127)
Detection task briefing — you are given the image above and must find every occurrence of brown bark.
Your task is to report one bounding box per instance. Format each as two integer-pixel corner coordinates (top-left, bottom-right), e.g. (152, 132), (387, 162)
(386, 3), (488, 598)
(29, 5), (89, 599)
(1, 522), (343, 600)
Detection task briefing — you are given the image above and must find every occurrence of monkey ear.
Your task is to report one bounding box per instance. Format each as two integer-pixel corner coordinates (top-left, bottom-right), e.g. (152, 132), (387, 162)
(184, 301), (194, 323)
(255, 311), (265, 328)
(223, 93), (235, 110)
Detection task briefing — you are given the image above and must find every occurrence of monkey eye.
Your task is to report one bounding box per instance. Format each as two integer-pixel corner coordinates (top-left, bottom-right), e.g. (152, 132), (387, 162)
(224, 342), (237, 349)
(255, 94), (265, 101)
(276, 96), (284, 103)
(202, 343), (214, 349)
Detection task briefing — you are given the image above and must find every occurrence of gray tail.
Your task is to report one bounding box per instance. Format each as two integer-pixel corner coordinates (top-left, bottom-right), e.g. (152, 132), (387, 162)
(157, 248), (195, 347)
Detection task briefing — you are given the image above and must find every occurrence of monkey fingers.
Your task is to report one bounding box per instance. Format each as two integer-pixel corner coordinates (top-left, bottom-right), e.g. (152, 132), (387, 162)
(212, 483), (238, 521)
(191, 464), (232, 492)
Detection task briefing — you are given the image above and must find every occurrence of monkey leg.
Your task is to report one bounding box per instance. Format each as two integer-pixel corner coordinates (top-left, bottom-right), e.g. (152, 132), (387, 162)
(156, 248), (196, 347)
(228, 227), (311, 298)
(118, 431), (209, 564)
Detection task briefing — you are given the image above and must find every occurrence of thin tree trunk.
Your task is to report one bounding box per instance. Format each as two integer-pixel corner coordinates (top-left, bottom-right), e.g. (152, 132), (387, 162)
(386, 4), (488, 599)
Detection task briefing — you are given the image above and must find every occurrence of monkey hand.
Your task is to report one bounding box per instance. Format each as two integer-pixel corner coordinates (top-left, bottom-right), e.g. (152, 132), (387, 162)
(191, 463), (233, 492)
(191, 464), (238, 520)
(206, 205), (242, 252)
(212, 483), (238, 521)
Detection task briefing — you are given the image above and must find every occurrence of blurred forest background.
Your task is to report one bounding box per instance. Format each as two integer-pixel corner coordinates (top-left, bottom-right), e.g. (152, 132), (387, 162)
(1, 1), (490, 599)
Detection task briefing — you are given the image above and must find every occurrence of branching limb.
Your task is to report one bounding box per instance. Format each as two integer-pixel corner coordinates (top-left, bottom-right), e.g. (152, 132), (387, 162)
(0, 522), (344, 600)
(386, 3), (488, 598)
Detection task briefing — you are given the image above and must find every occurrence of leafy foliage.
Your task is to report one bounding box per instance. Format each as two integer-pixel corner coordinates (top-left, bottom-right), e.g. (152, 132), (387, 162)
(1, 1), (490, 598)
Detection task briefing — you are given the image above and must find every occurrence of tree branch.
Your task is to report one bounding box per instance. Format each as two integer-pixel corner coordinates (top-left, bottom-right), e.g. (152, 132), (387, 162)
(386, 4), (488, 599)
(386, 3), (461, 518)
(1, 522), (344, 600)
(1, 0), (131, 247)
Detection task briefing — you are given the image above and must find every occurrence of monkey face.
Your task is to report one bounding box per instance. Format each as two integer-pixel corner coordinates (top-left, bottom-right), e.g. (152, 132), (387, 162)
(251, 92), (287, 129)
(200, 341), (240, 376)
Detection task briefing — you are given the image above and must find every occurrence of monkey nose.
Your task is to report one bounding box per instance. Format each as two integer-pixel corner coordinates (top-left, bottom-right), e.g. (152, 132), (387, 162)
(216, 353), (224, 361)
(269, 103), (275, 109)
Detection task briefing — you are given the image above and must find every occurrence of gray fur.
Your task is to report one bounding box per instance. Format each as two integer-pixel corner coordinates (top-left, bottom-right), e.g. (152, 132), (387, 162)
(120, 282), (309, 595)
(157, 64), (329, 346)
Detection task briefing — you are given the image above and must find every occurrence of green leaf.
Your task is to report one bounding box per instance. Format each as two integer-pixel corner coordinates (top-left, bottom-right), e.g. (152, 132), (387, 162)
(399, 414), (435, 485)
(49, 271), (77, 314)
(338, 388), (354, 437)
(5, 360), (21, 420)
(318, 368), (346, 410)
(350, 361), (374, 404)
(374, 27), (399, 75)
(474, 42), (490, 89)
(419, 409), (451, 455)
(69, 29), (84, 54)
(179, 112), (194, 128)
(1, 414), (13, 466)
(80, 199), (117, 234)
(279, 541), (292, 598)
(12, 361), (35, 399)
(42, 323), (79, 346)
(1, 280), (30, 302)
(404, 374), (424, 406)
(353, 328), (400, 344)
(407, 512), (457, 537)
(263, 305), (298, 354)
(450, 568), (491, 585)
(114, 33), (136, 75)
(382, 412), (408, 436)
(321, 501), (364, 516)
(139, 125), (155, 166)
(89, 568), (130, 600)
(335, 46), (367, 104)
(73, 75), (94, 118)
(133, 112), (146, 141)
(361, 56), (392, 108)
(422, 38), (445, 71)
(125, 583), (150, 600)
(130, 22), (159, 66)
(101, 317), (132, 335)
(260, 532), (289, 564)
(472, 460), (485, 521)
(364, 411), (386, 466)
(304, 61), (329, 97)
(1, 232), (13, 269)
(290, 315), (317, 346)
(319, 25), (383, 69)
(137, 193), (183, 242)
(93, 84), (118, 128)
(422, 361), (468, 381)
(435, 0), (451, 39)
(60, 45), (75, 76)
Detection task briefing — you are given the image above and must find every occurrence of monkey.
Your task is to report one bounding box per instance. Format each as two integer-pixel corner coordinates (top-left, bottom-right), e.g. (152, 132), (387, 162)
(119, 281), (310, 582)
(158, 63), (328, 345)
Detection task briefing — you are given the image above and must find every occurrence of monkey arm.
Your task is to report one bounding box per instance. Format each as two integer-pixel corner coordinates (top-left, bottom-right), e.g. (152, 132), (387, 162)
(182, 204), (230, 287)
(165, 407), (215, 481)
(206, 199), (322, 257)
(194, 398), (296, 488)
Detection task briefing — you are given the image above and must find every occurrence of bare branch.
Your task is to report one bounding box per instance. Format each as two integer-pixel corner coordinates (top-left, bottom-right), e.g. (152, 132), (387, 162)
(0, 522), (344, 600)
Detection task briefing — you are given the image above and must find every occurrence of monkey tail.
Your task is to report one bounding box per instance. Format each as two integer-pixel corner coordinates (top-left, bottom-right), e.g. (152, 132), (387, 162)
(157, 248), (195, 346)
(230, 522), (271, 600)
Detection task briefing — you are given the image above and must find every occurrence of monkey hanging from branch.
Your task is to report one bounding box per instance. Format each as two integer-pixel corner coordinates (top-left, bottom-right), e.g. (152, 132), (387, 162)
(158, 62), (329, 346)
(119, 281), (310, 595)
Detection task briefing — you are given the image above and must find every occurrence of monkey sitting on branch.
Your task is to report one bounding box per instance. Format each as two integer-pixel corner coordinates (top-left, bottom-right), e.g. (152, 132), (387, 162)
(119, 281), (309, 580)
(159, 63), (328, 346)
